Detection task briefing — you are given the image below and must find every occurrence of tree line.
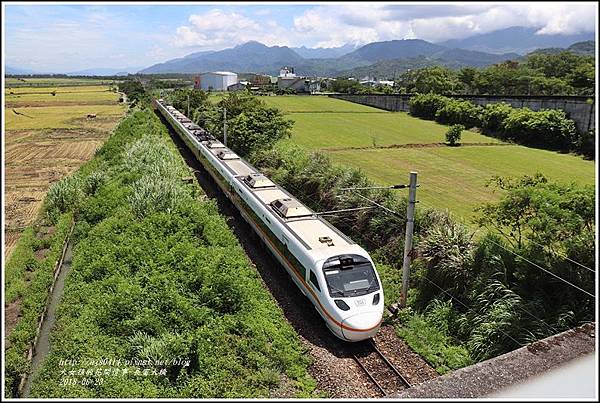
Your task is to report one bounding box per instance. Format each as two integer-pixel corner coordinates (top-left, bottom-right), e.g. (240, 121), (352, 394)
(332, 51), (595, 96)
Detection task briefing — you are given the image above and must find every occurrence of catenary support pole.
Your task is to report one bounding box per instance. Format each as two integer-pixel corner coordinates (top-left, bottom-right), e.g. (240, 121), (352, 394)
(223, 107), (227, 146)
(400, 171), (418, 308)
(187, 93), (190, 117)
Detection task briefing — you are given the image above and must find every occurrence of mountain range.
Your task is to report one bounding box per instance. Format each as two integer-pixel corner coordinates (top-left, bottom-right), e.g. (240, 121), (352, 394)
(140, 39), (522, 76)
(438, 26), (595, 55)
(291, 43), (358, 59)
(140, 26), (595, 76)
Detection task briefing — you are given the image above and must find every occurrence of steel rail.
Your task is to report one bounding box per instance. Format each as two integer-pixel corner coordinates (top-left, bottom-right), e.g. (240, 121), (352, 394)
(369, 340), (412, 388)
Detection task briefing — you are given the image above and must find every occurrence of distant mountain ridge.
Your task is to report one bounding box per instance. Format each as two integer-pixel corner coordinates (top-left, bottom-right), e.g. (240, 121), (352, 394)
(140, 38), (520, 76)
(66, 67), (142, 76)
(6, 65), (39, 75)
(142, 41), (304, 75)
(292, 43), (358, 59)
(529, 41), (595, 56)
(439, 26), (595, 55)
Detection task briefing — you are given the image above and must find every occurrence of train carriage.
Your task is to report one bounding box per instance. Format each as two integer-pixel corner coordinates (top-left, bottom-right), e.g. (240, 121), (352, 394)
(154, 99), (384, 341)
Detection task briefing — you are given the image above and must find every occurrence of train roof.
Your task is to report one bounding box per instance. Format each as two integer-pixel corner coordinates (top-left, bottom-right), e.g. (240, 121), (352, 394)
(157, 100), (360, 261)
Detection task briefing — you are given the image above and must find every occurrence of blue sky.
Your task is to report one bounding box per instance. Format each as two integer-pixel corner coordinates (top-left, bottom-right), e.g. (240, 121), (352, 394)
(3, 2), (597, 73)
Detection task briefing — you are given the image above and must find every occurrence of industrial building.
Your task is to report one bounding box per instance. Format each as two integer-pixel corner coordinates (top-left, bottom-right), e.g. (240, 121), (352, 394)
(277, 66), (321, 93)
(198, 71), (238, 91)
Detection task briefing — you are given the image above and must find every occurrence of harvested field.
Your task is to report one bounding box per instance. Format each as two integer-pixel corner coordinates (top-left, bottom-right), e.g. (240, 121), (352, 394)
(3, 79), (126, 260)
(5, 90), (121, 108)
(5, 104), (124, 130)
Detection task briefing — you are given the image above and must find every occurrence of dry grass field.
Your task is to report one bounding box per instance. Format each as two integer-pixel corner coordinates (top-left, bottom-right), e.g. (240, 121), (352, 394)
(3, 80), (126, 258)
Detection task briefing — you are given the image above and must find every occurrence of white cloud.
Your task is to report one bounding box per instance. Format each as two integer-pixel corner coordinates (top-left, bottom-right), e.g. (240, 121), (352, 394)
(173, 9), (290, 49)
(173, 3), (595, 53)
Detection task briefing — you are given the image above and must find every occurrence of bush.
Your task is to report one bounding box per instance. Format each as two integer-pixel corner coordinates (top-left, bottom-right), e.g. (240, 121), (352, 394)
(83, 171), (107, 196)
(409, 93), (450, 120)
(480, 102), (514, 134)
(395, 308), (473, 374)
(445, 124), (464, 146)
(435, 99), (482, 128)
(501, 108), (578, 150)
(44, 175), (83, 220)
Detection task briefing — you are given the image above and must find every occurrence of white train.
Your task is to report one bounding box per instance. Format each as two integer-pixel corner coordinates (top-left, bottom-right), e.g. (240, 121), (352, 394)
(154, 99), (384, 341)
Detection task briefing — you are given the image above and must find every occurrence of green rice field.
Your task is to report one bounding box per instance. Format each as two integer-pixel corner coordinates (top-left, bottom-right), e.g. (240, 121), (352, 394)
(267, 95), (595, 221)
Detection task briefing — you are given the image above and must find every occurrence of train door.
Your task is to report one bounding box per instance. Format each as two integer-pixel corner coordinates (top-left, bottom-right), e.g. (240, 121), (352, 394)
(282, 235), (306, 297)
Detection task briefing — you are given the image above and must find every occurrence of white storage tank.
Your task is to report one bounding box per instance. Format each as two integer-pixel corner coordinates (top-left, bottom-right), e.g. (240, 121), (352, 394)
(199, 71), (238, 91)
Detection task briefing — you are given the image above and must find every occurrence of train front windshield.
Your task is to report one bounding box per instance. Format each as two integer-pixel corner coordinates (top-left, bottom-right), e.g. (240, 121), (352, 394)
(322, 255), (380, 298)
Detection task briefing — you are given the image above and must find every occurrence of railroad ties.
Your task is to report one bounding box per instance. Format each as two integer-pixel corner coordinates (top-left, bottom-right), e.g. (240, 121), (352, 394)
(352, 339), (412, 396)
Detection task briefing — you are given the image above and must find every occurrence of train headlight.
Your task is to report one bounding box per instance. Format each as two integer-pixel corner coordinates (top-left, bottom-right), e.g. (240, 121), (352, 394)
(334, 299), (350, 311)
(372, 293), (380, 305)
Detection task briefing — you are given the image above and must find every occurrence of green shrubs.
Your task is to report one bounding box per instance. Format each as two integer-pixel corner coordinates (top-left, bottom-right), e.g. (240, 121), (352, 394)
(480, 102), (513, 134)
(435, 100), (481, 128)
(408, 93), (586, 156)
(44, 176), (83, 220)
(501, 108), (577, 150)
(409, 93), (450, 120)
(395, 306), (472, 375)
(26, 109), (316, 398)
(445, 125), (464, 146)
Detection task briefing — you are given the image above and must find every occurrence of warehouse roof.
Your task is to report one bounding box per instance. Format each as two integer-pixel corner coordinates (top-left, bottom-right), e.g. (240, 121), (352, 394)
(201, 71), (237, 76)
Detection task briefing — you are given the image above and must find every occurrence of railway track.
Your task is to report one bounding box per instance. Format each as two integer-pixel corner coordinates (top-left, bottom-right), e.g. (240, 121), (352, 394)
(352, 339), (412, 396)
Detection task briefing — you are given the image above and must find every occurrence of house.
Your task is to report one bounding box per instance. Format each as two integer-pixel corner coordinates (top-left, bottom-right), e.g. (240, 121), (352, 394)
(276, 66), (321, 93)
(227, 81), (250, 92)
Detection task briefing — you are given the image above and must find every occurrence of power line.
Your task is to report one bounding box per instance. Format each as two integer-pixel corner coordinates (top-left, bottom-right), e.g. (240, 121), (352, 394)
(352, 193), (403, 218)
(420, 275), (523, 347)
(526, 238), (595, 273)
(487, 239), (595, 298)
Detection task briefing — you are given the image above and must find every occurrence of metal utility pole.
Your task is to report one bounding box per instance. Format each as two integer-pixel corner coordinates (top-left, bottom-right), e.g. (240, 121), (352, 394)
(223, 107), (228, 146)
(400, 171), (418, 308)
(187, 93), (190, 117)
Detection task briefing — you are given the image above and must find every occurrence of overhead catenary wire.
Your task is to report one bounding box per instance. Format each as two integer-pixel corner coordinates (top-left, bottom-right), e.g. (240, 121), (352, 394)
(420, 275), (523, 347)
(525, 238), (595, 273)
(487, 239), (595, 298)
(350, 193), (403, 218)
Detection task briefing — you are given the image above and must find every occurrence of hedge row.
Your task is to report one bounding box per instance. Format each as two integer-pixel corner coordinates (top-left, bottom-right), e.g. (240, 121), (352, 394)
(408, 93), (592, 157)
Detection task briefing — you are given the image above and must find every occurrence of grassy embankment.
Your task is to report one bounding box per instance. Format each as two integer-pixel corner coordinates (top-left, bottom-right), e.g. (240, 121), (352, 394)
(19, 108), (316, 398)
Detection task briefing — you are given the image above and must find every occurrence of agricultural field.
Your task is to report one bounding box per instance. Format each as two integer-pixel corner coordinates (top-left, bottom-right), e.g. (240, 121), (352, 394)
(5, 77), (118, 87)
(3, 80), (126, 258)
(267, 95), (595, 221)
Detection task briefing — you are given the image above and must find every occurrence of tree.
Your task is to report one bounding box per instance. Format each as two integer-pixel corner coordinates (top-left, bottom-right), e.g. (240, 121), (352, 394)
(208, 92), (293, 157)
(445, 124), (464, 146)
(567, 63), (595, 94)
(168, 88), (209, 115)
(458, 67), (479, 94)
(412, 66), (462, 94)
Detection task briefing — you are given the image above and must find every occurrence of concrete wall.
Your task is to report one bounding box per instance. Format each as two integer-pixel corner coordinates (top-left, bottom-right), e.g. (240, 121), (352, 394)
(329, 94), (595, 133)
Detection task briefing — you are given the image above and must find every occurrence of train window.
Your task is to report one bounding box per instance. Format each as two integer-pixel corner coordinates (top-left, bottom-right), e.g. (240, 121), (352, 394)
(322, 254), (380, 298)
(309, 270), (321, 292)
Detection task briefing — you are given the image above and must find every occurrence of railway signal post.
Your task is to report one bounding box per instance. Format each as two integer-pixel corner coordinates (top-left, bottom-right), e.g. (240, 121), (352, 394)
(400, 171), (418, 308)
